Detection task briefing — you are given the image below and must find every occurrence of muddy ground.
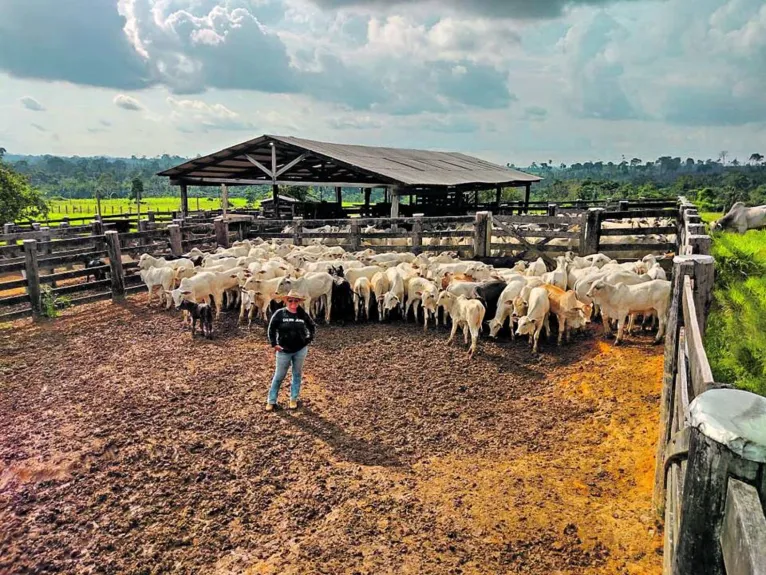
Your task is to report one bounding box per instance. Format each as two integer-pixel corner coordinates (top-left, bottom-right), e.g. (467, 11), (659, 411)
(0, 296), (663, 574)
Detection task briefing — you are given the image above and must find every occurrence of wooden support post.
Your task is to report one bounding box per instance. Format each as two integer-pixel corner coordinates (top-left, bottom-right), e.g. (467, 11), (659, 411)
(411, 216), (423, 254)
(524, 183), (531, 214)
(168, 224), (183, 256)
(473, 211), (491, 258)
(147, 211), (155, 223)
(292, 217), (303, 246)
(619, 200), (629, 211)
(335, 186), (342, 208)
(4, 222), (15, 235)
(364, 188), (372, 214)
(180, 183), (189, 218)
(270, 142), (280, 219)
(580, 208), (603, 256)
(720, 478), (766, 575)
(91, 219), (104, 236)
(654, 257), (695, 513)
(23, 240), (42, 318)
(221, 184), (229, 219)
(214, 219), (229, 249)
(104, 231), (125, 301)
(138, 219), (150, 248)
(690, 254), (715, 335)
(390, 187), (400, 219)
(547, 203), (557, 217)
(350, 219), (361, 252)
(495, 186), (502, 210)
(675, 390), (766, 575)
(39, 227), (52, 280)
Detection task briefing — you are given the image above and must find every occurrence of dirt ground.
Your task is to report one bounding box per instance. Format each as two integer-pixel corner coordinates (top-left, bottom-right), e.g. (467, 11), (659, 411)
(0, 296), (664, 575)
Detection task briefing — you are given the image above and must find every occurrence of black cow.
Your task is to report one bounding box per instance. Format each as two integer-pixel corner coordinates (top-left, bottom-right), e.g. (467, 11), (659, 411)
(176, 300), (214, 339)
(471, 280), (507, 332)
(81, 255), (108, 282)
(330, 276), (355, 324)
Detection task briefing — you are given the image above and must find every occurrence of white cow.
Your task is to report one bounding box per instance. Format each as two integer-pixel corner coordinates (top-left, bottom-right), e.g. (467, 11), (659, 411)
(586, 279), (671, 344)
(713, 202), (766, 233)
(516, 286), (551, 353)
(437, 292), (486, 359)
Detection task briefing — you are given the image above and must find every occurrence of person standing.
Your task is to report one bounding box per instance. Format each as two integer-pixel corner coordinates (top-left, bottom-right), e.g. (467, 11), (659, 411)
(266, 290), (316, 411)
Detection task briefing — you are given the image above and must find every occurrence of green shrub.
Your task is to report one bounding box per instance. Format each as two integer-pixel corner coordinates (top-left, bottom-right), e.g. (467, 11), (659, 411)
(706, 229), (766, 396)
(40, 285), (71, 318)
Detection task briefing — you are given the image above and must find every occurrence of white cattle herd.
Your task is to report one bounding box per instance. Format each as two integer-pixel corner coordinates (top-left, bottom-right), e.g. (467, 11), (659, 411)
(137, 238), (673, 357)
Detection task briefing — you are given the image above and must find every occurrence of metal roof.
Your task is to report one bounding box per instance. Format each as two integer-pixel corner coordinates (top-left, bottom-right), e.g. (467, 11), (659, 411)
(158, 134), (540, 189)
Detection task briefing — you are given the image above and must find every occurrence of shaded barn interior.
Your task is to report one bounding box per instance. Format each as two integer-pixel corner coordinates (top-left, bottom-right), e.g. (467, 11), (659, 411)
(158, 135), (541, 219)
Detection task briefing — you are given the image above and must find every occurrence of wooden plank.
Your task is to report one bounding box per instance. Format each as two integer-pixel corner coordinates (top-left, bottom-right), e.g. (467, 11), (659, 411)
(602, 208), (678, 219)
(23, 240), (41, 317)
(492, 243), (572, 253)
(300, 232), (351, 239)
(600, 226), (678, 236)
(121, 242), (169, 255)
(720, 478), (766, 575)
(66, 291), (113, 306)
(0, 307), (33, 322)
(499, 229), (579, 239)
(682, 277), (715, 396)
(664, 462), (679, 575)
(495, 214), (584, 226)
(0, 260), (26, 273)
(0, 278), (28, 291)
(39, 266), (109, 284)
(0, 293), (31, 306)
(104, 231), (126, 301)
(37, 249), (108, 267)
(598, 243), (677, 252)
(419, 230), (474, 238)
(52, 279), (112, 296)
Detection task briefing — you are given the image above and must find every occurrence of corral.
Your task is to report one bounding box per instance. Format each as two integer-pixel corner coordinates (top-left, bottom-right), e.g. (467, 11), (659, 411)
(0, 296), (664, 574)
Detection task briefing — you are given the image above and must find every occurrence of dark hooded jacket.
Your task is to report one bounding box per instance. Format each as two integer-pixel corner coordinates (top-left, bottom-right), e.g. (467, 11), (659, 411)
(267, 307), (316, 353)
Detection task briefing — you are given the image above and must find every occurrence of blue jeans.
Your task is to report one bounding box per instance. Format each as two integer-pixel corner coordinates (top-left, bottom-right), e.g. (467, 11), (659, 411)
(268, 346), (308, 405)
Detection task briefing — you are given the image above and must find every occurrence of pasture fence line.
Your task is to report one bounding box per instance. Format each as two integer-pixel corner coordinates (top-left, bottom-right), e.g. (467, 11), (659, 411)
(654, 197), (766, 575)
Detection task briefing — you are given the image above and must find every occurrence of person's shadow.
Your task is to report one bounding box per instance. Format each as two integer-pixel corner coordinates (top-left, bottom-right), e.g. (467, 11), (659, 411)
(276, 406), (404, 469)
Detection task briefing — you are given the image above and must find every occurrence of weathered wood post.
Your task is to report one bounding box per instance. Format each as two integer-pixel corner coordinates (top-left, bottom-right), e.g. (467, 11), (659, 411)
(292, 217), (303, 246)
(674, 389), (766, 575)
(104, 231), (125, 300)
(411, 216), (423, 254)
(4, 222), (15, 235)
(473, 211), (491, 258)
(547, 203), (557, 217)
(39, 227), (53, 281)
(138, 219), (150, 248)
(580, 208), (604, 256)
(687, 234), (712, 256)
(23, 240), (42, 318)
(147, 211), (155, 223)
(619, 200), (629, 212)
(349, 218), (361, 252)
(214, 218), (230, 249)
(168, 224), (183, 256)
(91, 219), (104, 237)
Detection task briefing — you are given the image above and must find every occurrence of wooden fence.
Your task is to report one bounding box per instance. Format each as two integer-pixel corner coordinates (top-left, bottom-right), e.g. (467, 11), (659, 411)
(654, 198), (766, 575)
(0, 222), (223, 322)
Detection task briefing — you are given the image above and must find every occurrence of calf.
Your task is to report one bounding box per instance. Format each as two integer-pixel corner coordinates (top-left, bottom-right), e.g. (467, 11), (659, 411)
(516, 286), (551, 353)
(405, 277), (439, 325)
(81, 256), (108, 282)
(542, 285), (591, 345)
(470, 280), (507, 330)
(177, 300), (214, 339)
(353, 277), (372, 321)
(488, 277), (527, 339)
(441, 293), (486, 359)
(329, 276), (355, 324)
(140, 266), (175, 308)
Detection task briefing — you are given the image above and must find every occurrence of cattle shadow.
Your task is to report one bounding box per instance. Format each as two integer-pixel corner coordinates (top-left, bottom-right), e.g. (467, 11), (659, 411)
(276, 406), (405, 469)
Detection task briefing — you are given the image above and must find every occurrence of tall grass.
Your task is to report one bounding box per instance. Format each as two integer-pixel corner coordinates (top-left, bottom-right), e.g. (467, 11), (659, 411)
(706, 229), (766, 396)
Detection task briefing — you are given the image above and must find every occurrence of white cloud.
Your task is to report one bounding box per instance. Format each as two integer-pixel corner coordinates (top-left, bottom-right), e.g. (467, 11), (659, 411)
(114, 94), (144, 111)
(20, 96), (45, 111)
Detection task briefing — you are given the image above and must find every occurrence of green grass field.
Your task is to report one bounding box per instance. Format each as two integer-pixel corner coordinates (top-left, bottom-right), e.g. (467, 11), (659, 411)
(700, 212), (723, 224)
(46, 197), (249, 217)
(706, 228), (766, 396)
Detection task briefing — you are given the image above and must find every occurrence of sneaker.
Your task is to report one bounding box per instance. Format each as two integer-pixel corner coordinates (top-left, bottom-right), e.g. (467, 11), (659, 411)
(288, 399), (299, 410)
(266, 403), (275, 412)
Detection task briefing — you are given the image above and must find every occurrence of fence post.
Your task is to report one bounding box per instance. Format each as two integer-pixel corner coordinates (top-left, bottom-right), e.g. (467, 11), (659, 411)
(349, 218), (361, 252)
(214, 218), (230, 249)
(547, 204), (557, 217)
(292, 217), (303, 247)
(91, 219), (103, 236)
(473, 211), (491, 258)
(674, 390), (766, 575)
(168, 224), (184, 256)
(147, 211), (155, 223)
(411, 216), (423, 254)
(687, 234), (712, 256)
(23, 240), (42, 318)
(690, 254), (715, 335)
(619, 200), (629, 212)
(580, 208), (603, 256)
(104, 231), (125, 300)
(654, 256), (695, 512)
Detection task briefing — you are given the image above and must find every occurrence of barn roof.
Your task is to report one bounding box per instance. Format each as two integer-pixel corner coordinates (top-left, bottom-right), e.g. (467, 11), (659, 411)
(158, 134), (540, 189)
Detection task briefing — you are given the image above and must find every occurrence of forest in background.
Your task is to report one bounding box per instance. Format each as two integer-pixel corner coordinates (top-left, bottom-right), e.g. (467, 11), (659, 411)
(3, 150), (766, 213)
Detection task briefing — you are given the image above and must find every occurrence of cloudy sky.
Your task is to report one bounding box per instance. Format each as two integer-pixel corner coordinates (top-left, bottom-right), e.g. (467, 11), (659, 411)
(1, 0), (764, 164)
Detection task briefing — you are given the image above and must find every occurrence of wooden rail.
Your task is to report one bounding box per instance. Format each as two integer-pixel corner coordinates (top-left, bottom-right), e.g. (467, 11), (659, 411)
(655, 197), (766, 575)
